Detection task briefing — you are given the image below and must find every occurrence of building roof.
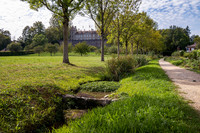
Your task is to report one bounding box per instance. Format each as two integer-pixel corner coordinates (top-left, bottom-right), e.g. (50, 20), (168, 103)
(186, 43), (196, 48)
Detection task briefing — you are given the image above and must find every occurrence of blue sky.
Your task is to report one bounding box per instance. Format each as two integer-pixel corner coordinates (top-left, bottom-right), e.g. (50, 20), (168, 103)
(0, 0), (200, 39)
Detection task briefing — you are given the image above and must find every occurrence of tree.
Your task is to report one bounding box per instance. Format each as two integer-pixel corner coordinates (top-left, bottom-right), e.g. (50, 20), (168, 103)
(194, 36), (200, 49)
(0, 29), (11, 50)
(33, 21), (45, 35)
(83, 0), (120, 61)
(45, 43), (59, 56)
(160, 26), (190, 55)
(21, 0), (84, 64)
(31, 34), (48, 48)
(0, 34), (11, 51)
(7, 42), (22, 52)
(74, 42), (90, 56)
(33, 46), (44, 56)
(22, 26), (35, 46)
(108, 0), (141, 57)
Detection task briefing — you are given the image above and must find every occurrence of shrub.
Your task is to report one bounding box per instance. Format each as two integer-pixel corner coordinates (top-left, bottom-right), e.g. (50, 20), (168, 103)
(191, 50), (198, 60)
(133, 55), (149, 67)
(171, 51), (180, 57)
(89, 46), (97, 52)
(104, 56), (137, 81)
(33, 46), (44, 56)
(183, 52), (190, 58)
(108, 45), (118, 54)
(74, 42), (90, 56)
(80, 81), (120, 92)
(179, 50), (184, 56)
(171, 60), (183, 66)
(7, 42), (22, 52)
(45, 43), (59, 56)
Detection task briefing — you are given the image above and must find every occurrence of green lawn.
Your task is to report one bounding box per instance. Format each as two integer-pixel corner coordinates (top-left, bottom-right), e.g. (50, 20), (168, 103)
(0, 55), (107, 132)
(54, 60), (200, 133)
(1, 56), (200, 132)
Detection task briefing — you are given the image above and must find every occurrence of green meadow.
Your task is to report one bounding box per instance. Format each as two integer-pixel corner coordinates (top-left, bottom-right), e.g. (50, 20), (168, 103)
(0, 55), (200, 132)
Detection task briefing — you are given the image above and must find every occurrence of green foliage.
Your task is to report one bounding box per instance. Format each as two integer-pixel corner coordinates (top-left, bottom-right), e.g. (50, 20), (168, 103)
(80, 81), (120, 92)
(31, 34), (48, 48)
(108, 45), (118, 54)
(45, 43), (59, 56)
(165, 56), (200, 71)
(103, 55), (148, 81)
(89, 45), (97, 52)
(54, 60), (200, 133)
(0, 84), (65, 132)
(7, 42), (22, 52)
(171, 51), (180, 56)
(74, 42), (90, 56)
(171, 60), (184, 66)
(0, 51), (34, 56)
(160, 25), (191, 54)
(60, 43), (73, 53)
(133, 55), (149, 67)
(180, 50), (184, 56)
(0, 29), (11, 50)
(33, 45), (44, 56)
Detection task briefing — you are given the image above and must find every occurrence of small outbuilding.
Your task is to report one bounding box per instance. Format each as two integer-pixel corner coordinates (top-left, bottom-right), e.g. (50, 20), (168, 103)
(186, 43), (196, 52)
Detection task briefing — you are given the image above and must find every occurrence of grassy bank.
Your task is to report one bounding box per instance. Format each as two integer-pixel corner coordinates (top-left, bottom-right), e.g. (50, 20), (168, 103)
(0, 55), (106, 132)
(54, 60), (200, 133)
(164, 56), (200, 74)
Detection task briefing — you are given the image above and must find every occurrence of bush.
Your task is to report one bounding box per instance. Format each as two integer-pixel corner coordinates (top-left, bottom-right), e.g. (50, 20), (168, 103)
(89, 46), (97, 52)
(74, 42), (90, 56)
(0, 51), (34, 56)
(171, 51), (180, 57)
(45, 43), (59, 56)
(7, 42), (22, 52)
(133, 55), (149, 67)
(171, 60), (183, 66)
(179, 50), (184, 56)
(108, 45), (118, 54)
(103, 56), (137, 81)
(33, 46), (44, 56)
(80, 81), (120, 92)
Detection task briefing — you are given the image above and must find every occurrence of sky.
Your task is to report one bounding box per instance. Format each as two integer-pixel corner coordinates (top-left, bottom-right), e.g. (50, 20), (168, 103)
(0, 0), (200, 40)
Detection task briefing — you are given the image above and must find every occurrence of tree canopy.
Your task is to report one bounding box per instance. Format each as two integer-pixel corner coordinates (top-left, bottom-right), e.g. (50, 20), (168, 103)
(21, 0), (84, 63)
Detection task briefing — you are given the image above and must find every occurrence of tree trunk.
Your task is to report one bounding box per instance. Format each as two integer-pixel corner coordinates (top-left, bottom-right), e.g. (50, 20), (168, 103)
(101, 30), (104, 61)
(63, 19), (70, 64)
(117, 22), (120, 59)
(136, 42), (139, 56)
(125, 40), (128, 55)
(131, 43), (133, 55)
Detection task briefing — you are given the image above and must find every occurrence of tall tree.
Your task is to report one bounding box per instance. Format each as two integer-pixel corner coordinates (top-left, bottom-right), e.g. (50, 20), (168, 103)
(83, 0), (119, 61)
(107, 0), (141, 58)
(0, 29), (11, 50)
(32, 21), (46, 35)
(21, 0), (84, 64)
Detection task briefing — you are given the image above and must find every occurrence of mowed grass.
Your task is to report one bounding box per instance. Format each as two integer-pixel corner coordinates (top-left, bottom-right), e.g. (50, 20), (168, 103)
(0, 55), (106, 91)
(0, 55), (108, 132)
(54, 60), (200, 133)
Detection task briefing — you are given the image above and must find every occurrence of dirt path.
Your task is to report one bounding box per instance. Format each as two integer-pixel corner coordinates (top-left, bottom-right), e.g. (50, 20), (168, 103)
(159, 59), (200, 112)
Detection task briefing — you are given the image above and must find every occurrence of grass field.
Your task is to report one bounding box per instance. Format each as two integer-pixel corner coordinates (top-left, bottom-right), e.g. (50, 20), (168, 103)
(1, 55), (200, 132)
(0, 55), (107, 132)
(54, 60), (200, 133)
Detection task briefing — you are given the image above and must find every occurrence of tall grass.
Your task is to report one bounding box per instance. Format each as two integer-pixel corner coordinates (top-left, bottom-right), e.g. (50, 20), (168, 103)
(54, 60), (200, 133)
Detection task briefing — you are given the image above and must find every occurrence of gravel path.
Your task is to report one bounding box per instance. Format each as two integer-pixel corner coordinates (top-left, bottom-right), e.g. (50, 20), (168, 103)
(159, 59), (200, 112)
